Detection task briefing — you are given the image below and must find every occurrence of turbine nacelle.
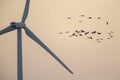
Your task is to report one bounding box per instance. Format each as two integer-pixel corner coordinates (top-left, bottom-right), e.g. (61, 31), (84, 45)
(11, 22), (25, 29)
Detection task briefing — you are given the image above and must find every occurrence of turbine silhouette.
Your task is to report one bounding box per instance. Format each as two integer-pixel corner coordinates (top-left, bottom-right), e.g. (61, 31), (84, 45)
(0, 0), (73, 80)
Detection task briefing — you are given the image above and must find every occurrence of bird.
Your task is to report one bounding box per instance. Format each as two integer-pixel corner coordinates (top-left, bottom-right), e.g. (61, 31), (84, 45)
(109, 34), (113, 38)
(72, 33), (76, 36)
(91, 31), (96, 34)
(0, 0), (74, 80)
(106, 21), (109, 25)
(87, 36), (92, 39)
(81, 15), (85, 17)
(78, 20), (82, 23)
(97, 32), (101, 35)
(97, 40), (101, 43)
(79, 34), (83, 36)
(97, 17), (101, 19)
(67, 17), (72, 19)
(96, 39), (99, 41)
(89, 36), (92, 39)
(96, 38), (103, 43)
(107, 37), (110, 39)
(65, 31), (69, 33)
(110, 31), (114, 33)
(100, 38), (103, 40)
(75, 30), (79, 33)
(88, 17), (92, 19)
(80, 30), (85, 33)
(85, 32), (89, 35)
(59, 32), (63, 34)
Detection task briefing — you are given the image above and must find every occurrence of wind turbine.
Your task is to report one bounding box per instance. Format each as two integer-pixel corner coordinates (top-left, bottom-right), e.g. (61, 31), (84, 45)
(0, 0), (73, 80)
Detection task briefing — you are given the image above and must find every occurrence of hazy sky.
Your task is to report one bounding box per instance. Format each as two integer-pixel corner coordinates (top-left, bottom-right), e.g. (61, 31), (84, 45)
(0, 0), (120, 80)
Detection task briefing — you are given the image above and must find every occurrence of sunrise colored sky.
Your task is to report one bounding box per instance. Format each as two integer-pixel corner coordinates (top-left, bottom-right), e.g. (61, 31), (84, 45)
(0, 0), (120, 80)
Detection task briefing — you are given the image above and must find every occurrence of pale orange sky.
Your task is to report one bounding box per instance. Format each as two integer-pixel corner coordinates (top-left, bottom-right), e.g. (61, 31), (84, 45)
(0, 0), (120, 80)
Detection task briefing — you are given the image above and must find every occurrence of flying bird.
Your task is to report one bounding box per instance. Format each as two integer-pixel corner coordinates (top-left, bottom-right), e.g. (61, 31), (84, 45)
(106, 21), (109, 25)
(80, 30), (85, 33)
(85, 32), (89, 35)
(107, 37), (110, 39)
(59, 32), (63, 34)
(81, 15), (85, 17)
(97, 32), (101, 35)
(65, 31), (69, 33)
(97, 17), (101, 19)
(79, 34), (83, 36)
(75, 30), (79, 33)
(87, 36), (92, 39)
(67, 17), (72, 19)
(78, 20), (82, 23)
(91, 31), (96, 34)
(88, 17), (92, 19)
(72, 33), (76, 36)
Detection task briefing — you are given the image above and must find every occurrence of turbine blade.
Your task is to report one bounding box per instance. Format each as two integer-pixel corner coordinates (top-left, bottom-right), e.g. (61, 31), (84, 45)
(0, 26), (16, 35)
(23, 26), (73, 74)
(21, 0), (30, 22)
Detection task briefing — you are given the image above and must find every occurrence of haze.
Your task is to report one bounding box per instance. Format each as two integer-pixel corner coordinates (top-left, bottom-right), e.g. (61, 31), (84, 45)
(0, 0), (120, 80)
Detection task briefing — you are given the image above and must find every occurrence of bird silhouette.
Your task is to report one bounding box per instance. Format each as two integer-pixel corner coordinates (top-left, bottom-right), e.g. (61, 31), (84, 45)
(91, 31), (96, 34)
(97, 40), (101, 43)
(72, 33), (76, 36)
(59, 32), (63, 34)
(80, 30), (85, 33)
(75, 30), (79, 33)
(106, 21), (109, 25)
(88, 17), (92, 19)
(107, 37), (110, 39)
(97, 17), (101, 19)
(85, 32), (89, 35)
(67, 17), (72, 19)
(100, 38), (103, 40)
(65, 31), (69, 33)
(97, 32), (101, 35)
(81, 15), (85, 17)
(87, 36), (92, 39)
(78, 20), (82, 23)
(79, 34), (83, 36)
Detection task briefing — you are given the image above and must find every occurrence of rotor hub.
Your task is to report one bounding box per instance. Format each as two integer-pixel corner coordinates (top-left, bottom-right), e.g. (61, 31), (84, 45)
(11, 22), (25, 29)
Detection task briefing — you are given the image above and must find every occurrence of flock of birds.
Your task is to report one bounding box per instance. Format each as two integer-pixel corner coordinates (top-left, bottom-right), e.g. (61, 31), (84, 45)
(59, 15), (114, 43)
(59, 30), (114, 43)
